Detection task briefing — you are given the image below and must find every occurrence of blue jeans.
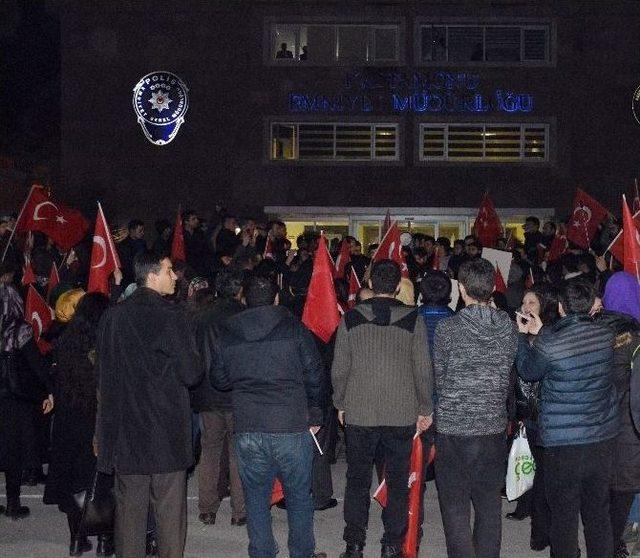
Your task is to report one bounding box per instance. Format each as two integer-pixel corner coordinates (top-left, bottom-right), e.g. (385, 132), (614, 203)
(234, 431), (315, 558)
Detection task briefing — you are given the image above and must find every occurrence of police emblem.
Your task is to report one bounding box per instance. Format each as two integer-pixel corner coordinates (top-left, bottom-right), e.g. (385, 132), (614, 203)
(132, 71), (189, 145)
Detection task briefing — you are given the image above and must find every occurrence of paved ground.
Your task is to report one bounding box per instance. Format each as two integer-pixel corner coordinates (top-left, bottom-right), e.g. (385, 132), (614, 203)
(0, 460), (587, 558)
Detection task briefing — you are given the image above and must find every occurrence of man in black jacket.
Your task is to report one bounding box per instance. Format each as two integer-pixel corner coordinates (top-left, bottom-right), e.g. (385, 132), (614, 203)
(211, 275), (326, 558)
(192, 268), (246, 526)
(96, 251), (202, 558)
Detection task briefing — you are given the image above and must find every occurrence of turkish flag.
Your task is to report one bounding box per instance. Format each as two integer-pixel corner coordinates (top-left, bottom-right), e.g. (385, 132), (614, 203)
(372, 222), (409, 278)
(87, 203), (121, 295)
(606, 208), (640, 264)
(347, 269), (361, 309)
(47, 262), (60, 300)
(547, 232), (569, 263)
(566, 188), (609, 249)
(334, 239), (351, 279)
(263, 236), (275, 260)
(15, 185), (89, 251)
(494, 267), (508, 294)
(302, 234), (341, 343)
(622, 195), (640, 281)
(21, 260), (36, 286)
(271, 478), (284, 506)
(473, 193), (503, 249)
(381, 209), (392, 239)
(170, 210), (186, 262)
(25, 285), (54, 354)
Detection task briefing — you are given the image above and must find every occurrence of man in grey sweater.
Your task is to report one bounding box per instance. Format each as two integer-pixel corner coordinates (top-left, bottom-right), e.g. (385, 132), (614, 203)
(332, 260), (433, 558)
(433, 257), (518, 558)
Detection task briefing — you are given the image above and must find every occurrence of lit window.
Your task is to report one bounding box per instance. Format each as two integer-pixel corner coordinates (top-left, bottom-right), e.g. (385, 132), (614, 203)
(419, 123), (548, 162)
(271, 122), (399, 162)
(419, 23), (550, 64)
(270, 23), (399, 64)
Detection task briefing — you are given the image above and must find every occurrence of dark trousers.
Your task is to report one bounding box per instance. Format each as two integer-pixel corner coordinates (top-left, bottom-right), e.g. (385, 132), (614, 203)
(198, 410), (245, 518)
(544, 439), (614, 558)
(611, 490), (636, 551)
(435, 433), (506, 558)
(4, 468), (21, 504)
(114, 470), (187, 558)
(530, 443), (550, 546)
(343, 424), (414, 548)
(312, 420), (334, 508)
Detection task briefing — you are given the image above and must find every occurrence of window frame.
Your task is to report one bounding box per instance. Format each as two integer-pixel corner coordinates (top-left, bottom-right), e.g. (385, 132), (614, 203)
(264, 18), (405, 66)
(414, 18), (555, 67)
(417, 122), (550, 164)
(267, 119), (402, 165)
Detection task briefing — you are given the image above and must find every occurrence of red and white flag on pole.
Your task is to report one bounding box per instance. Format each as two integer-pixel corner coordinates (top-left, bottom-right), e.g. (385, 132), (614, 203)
(347, 270), (361, 309)
(302, 234), (341, 343)
(87, 203), (121, 295)
(15, 185), (89, 251)
(21, 260), (36, 286)
(566, 188), (609, 249)
(25, 285), (54, 354)
(473, 193), (503, 249)
(372, 222), (409, 278)
(170, 209), (186, 262)
(622, 195), (640, 282)
(381, 209), (392, 241)
(606, 208), (640, 265)
(334, 239), (352, 280)
(546, 230), (569, 263)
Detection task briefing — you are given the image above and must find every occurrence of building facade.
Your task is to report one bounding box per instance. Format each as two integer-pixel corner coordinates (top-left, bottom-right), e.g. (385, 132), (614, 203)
(50, 1), (640, 237)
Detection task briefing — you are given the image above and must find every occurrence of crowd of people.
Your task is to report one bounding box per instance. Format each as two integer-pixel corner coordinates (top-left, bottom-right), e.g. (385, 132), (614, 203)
(0, 208), (639, 558)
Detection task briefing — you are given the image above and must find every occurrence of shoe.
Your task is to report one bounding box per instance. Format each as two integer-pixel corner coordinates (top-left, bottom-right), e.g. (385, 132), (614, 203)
(275, 500), (286, 510)
(340, 544), (364, 558)
(315, 498), (338, 511)
(381, 544), (404, 558)
(145, 533), (158, 556)
(530, 538), (550, 551)
(96, 534), (115, 557)
(69, 537), (92, 556)
(198, 512), (216, 525)
(5, 503), (30, 520)
(506, 510), (530, 521)
(231, 516), (247, 526)
(615, 542), (630, 558)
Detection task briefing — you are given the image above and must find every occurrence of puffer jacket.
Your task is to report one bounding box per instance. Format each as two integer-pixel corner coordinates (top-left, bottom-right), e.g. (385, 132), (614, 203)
(594, 310), (640, 491)
(517, 313), (619, 448)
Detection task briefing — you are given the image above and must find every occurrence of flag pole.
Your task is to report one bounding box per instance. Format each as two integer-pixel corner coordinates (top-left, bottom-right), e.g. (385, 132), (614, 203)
(1, 184), (38, 263)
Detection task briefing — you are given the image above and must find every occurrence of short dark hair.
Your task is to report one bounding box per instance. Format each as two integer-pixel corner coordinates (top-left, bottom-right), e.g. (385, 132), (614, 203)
(525, 216), (540, 228)
(128, 219), (144, 231)
(458, 258), (495, 302)
(214, 268), (244, 299)
(423, 235), (436, 245)
(244, 275), (278, 308)
(558, 278), (595, 315)
(134, 251), (165, 286)
(370, 259), (401, 295)
(420, 271), (452, 305)
(412, 247), (428, 259)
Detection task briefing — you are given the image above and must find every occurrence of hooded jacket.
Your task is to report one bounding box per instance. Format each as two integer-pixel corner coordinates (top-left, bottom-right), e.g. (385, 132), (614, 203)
(433, 304), (518, 436)
(210, 304), (324, 433)
(331, 297), (433, 427)
(516, 313), (619, 447)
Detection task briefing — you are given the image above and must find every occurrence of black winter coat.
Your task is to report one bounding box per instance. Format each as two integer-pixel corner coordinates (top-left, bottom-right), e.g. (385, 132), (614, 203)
(191, 298), (244, 412)
(95, 288), (203, 475)
(211, 305), (324, 433)
(594, 311), (640, 492)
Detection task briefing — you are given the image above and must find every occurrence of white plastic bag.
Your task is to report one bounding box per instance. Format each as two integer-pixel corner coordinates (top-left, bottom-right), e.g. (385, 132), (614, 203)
(506, 425), (535, 501)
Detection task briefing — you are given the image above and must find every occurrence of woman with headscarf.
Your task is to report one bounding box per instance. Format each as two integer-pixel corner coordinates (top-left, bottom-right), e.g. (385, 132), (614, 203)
(0, 263), (54, 519)
(594, 271), (640, 558)
(44, 292), (111, 556)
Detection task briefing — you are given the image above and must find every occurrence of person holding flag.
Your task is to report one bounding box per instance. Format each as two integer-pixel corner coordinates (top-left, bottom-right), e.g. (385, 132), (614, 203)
(331, 259), (433, 558)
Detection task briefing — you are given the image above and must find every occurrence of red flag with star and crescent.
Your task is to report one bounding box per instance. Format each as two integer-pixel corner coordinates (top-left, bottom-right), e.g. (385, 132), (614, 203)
(25, 285), (54, 354)
(606, 209), (640, 265)
(473, 193), (503, 249)
(334, 239), (352, 280)
(372, 222), (409, 278)
(566, 189), (609, 249)
(15, 185), (89, 251)
(47, 262), (60, 300)
(87, 203), (121, 295)
(622, 195), (640, 281)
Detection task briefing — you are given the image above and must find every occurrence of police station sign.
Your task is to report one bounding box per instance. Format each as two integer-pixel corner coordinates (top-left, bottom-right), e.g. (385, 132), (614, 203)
(288, 70), (534, 115)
